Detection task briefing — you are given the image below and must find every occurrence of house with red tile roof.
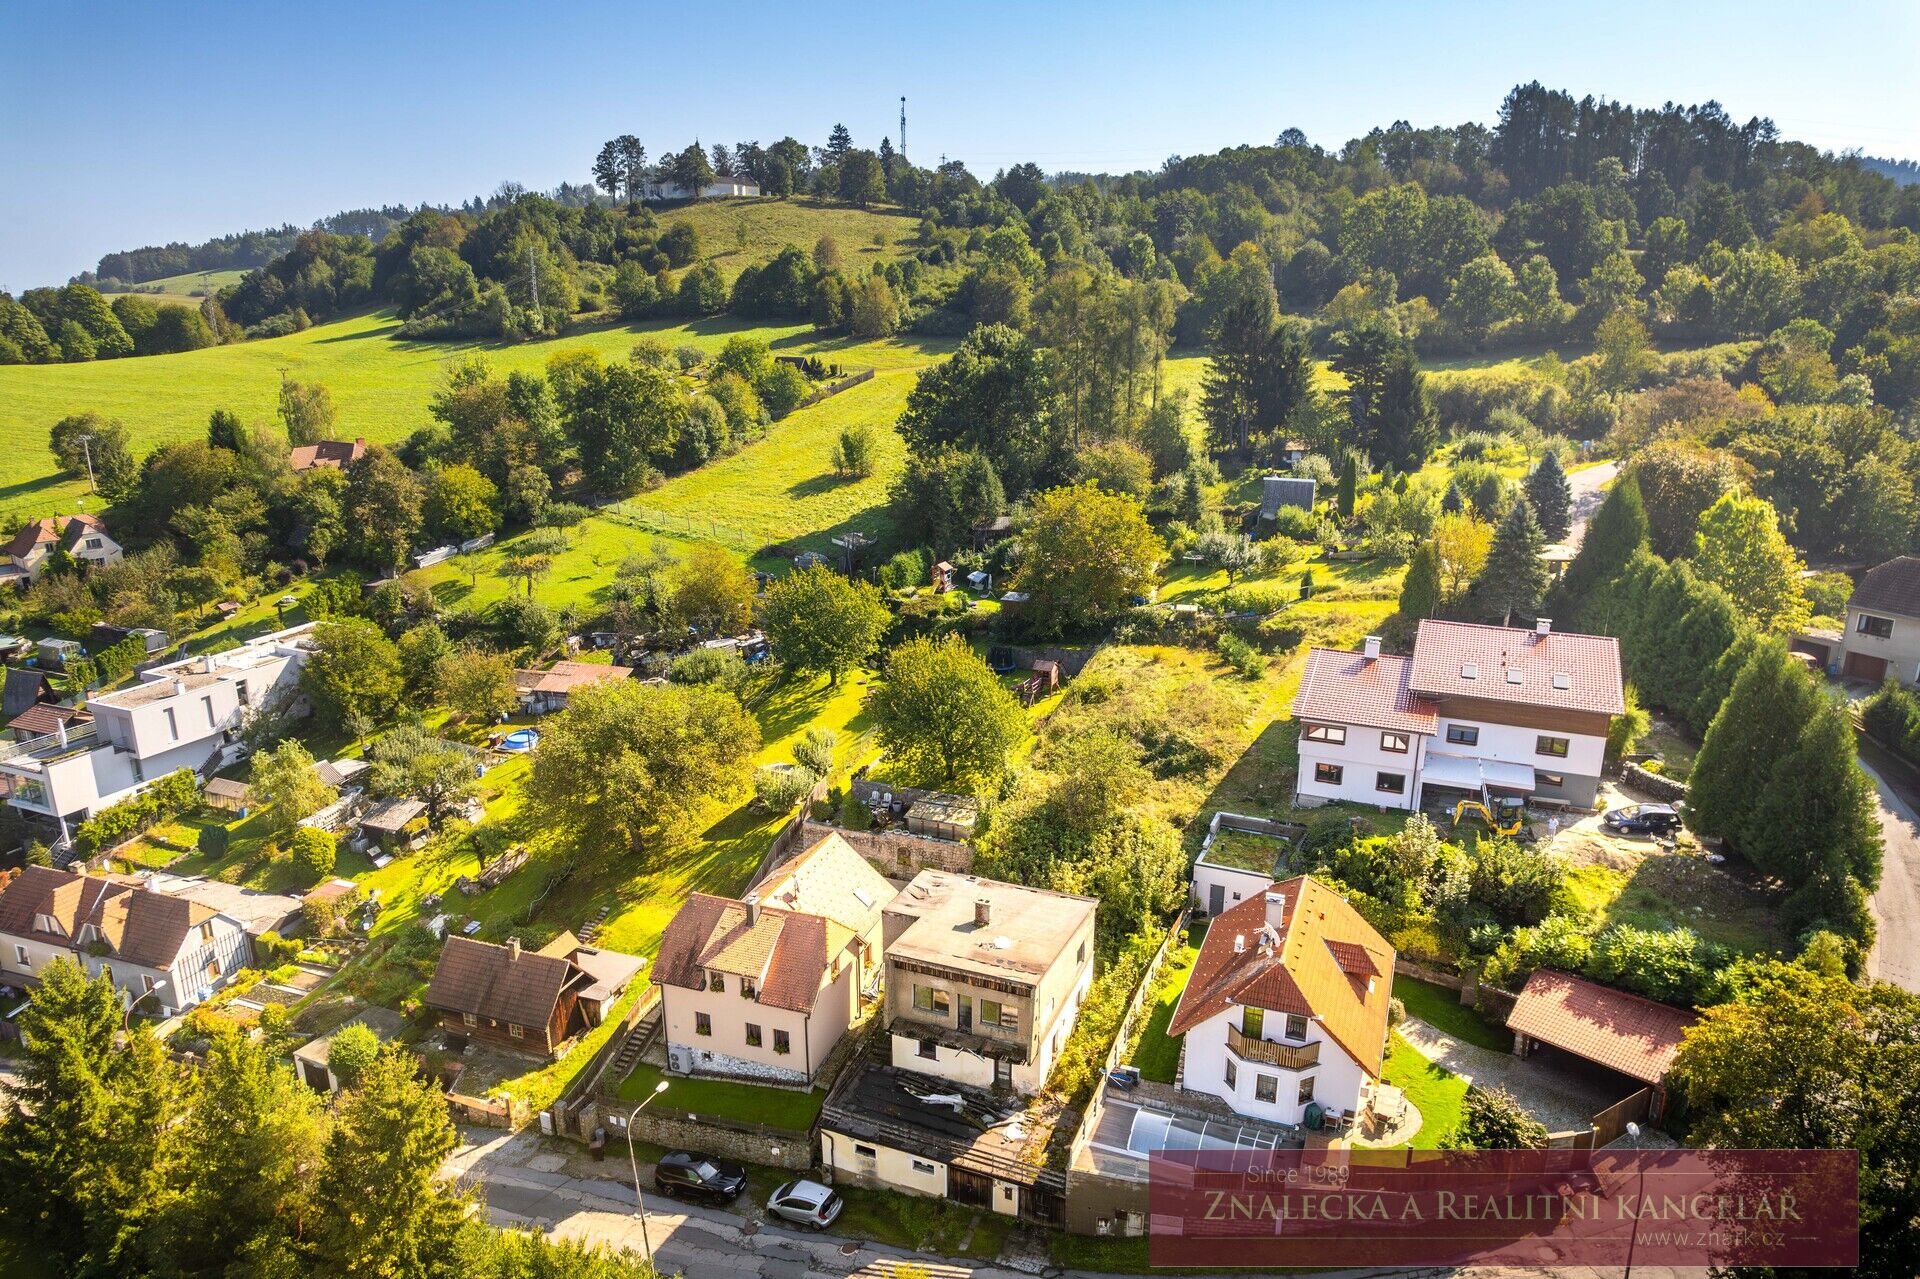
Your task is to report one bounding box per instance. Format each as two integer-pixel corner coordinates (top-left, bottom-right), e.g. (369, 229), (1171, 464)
(0, 513), (122, 587)
(1167, 875), (1395, 1128)
(653, 832), (892, 1083)
(287, 437), (366, 473)
(1292, 618), (1623, 811)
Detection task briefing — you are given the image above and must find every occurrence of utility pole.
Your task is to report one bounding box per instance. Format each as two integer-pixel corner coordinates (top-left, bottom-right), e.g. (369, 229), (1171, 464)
(76, 433), (97, 494)
(528, 242), (540, 317)
(899, 96), (907, 161)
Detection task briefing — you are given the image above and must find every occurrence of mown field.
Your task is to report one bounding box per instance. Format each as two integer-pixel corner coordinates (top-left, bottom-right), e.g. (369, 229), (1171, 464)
(98, 267), (247, 300)
(647, 196), (920, 281)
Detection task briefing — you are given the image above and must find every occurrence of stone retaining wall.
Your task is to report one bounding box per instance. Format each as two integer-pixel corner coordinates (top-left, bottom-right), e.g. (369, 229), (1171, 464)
(592, 1105), (813, 1171)
(1620, 762), (1687, 802)
(796, 819), (972, 876)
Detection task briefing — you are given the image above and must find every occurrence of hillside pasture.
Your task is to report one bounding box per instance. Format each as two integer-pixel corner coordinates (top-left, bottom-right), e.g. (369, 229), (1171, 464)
(97, 268), (247, 300)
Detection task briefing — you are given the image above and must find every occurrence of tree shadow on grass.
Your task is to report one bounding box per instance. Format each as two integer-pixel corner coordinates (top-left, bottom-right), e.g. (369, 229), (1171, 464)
(785, 471), (849, 500)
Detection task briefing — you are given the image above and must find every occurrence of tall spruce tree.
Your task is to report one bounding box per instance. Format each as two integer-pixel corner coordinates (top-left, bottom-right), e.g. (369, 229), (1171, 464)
(1475, 497), (1549, 625)
(1399, 542), (1442, 620)
(1557, 472), (1647, 607)
(1688, 639), (1821, 852)
(1750, 698), (1882, 937)
(1525, 450), (1573, 541)
(1337, 452), (1358, 519)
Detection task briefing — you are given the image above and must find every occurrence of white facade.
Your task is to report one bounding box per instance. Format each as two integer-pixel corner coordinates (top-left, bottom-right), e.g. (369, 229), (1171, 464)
(1180, 1005), (1371, 1127)
(886, 955), (1092, 1096)
(1, 907), (253, 1016)
(1294, 721), (1428, 810)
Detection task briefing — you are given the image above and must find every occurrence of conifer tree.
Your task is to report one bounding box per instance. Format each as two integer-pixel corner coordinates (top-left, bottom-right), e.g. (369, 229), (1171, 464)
(1557, 473), (1646, 607)
(1337, 452), (1358, 519)
(1475, 497), (1549, 625)
(1399, 542), (1442, 620)
(1525, 450), (1573, 541)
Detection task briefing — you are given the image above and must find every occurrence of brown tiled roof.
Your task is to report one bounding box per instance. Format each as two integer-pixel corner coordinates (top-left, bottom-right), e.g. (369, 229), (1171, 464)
(1849, 556), (1920, 619)
(97, 888), (217, 968)
(754, 833), (891, 942)
(1408, 619), (1624, 715)
(4, 514), (106, 560)
(1506, 970), (1697, 1085)
(7, 702), (89, 737)
(202, 777), (251, 801)
(288, 438), (366, 473)
(304, 878), (360, 905)
(423, 935), (577, 1028)
(654, 893), (830, 1014)
(0, 867), (210, 966)
(1292, 648), (1438, 734)
(1168, 876), (1395, 1077)
(515, 660), (634, 695)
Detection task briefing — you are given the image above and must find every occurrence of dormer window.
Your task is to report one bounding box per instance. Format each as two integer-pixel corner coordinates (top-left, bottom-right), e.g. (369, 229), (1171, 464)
(34, 913), (59, 936)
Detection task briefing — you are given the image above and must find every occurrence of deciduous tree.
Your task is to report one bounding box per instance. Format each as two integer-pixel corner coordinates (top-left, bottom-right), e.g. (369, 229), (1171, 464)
(869, 635), (1026, 785)
(1013, 484), (1162, 636)
(1691, 492), (1810, 633)
(756, 564), (890, 685)
(250, 738), (337, 832)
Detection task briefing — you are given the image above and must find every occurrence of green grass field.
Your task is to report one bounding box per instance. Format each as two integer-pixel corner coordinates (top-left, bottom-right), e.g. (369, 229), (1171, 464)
(100, 268), (247, 300)
(1391, 975), (1509, 1053)
(1380, 1030), (1469, 1146)
(649, 197), (921, 281)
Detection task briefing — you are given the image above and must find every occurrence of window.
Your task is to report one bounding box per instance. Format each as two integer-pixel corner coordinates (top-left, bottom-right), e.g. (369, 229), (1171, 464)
(1302, 723), (1346, 745)
(205, 957), (221, 980)
(1536, 735), (1570, 758)
(1242, 1007), (1264, 1039)
(745, 1023), (762, 1047)
(85, 538), (102, 550)
(918, 1037), (938, 1059)
(203, 696), (216, 728)
(912, 985), (951, 1016)
(1859, 614), (1895, 639)
(740, 977), (757, 1001)
(695, 1012), (711, 1037)
(13, 945), (27, 966)
(1375, 771), (1406, 795)
(1313, 762), (1344, 785)
(1297, 1076), (1317, 1105)
(1255, 1074), (1278, 1104)
(912, 1159), (936, 1175)
(462, 1012), (477, 1027)
(508, 1022), (524, 1039)
(1224, 1058), (1237, 1090)
(235, 680), (249, 708)
(1380, 731), (1410, 754)
(164, 707), (178, 740)
(1284, 1014), (1308, 1040)
(855, 1144), (877, 1161)
(1536, 771), (1565, 789)
(708, 971), (724, 992)
(773, 1029), (790, 1055)
(142, 975), (156, 994)
(1446, 724), (1479, 746)
(199, 922), (214, 944)
(981, 999), (1003, 1026)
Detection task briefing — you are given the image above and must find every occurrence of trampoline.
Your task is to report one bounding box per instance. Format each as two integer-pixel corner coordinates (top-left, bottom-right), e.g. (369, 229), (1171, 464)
(497, 728), (539, 754)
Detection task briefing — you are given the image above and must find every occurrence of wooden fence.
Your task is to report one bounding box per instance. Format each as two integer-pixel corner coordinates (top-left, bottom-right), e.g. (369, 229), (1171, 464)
(792, 367), (875, 411)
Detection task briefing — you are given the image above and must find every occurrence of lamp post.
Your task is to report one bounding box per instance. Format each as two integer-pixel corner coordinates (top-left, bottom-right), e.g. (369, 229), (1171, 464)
(1622, 1120), (1645, 1279)
(624, 1080), (670, 1267)
(123, 979), (167, 1033)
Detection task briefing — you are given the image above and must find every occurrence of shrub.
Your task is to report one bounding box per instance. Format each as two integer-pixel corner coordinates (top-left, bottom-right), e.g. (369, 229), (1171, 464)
(196, 824), (229, 859)
(1445, 1085), (1550, 1150)
(1216, 631), (1264, 679)
(668, 646), (749, 696)
(753, 764), (815, 812)
(326, 1023), (380, 1088)
(1268, 505), (1326, 542)
(537, 502), (590, 528)
(1386, 996), (1407, 1028)
(256, 931), (302, 966)
(289, 826), (337, 882)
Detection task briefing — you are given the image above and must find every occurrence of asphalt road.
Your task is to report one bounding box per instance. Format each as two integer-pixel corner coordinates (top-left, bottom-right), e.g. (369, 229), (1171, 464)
(1565, 459), (1618, 547)
(1856, 745), (1920, 992)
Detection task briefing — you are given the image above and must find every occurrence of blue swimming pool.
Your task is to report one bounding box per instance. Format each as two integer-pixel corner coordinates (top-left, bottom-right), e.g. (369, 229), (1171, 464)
(499, 728), (539, 753)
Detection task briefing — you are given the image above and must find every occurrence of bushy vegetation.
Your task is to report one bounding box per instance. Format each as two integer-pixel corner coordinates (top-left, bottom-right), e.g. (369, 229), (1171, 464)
(73, 769), (199, 855)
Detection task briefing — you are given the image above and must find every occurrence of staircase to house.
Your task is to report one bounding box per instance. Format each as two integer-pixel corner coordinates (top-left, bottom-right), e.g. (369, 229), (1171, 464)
(576, 904), (612, 944)
(607, 1005), (661, 1082)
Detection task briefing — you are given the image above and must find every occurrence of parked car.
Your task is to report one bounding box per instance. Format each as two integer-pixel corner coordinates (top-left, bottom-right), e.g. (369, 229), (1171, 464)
(1602, 803), (1683, 836)
(767, 1179), (843, 1230)
(653, 1151), (748, 1203)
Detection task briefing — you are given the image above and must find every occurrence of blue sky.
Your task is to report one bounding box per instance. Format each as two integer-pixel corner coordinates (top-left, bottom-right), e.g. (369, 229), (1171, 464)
(4, 0), (1918, 288)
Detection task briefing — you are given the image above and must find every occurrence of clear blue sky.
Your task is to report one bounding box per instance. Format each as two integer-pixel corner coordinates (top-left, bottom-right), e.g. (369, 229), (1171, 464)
(4, 0), (1917, 289)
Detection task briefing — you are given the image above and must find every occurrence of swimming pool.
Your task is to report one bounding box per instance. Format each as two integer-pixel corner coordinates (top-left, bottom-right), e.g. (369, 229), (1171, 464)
(498, 728), (539, 753)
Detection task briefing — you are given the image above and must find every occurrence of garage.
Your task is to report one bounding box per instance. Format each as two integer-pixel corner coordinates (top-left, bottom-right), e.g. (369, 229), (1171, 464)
(1844, 651), (1889, 682)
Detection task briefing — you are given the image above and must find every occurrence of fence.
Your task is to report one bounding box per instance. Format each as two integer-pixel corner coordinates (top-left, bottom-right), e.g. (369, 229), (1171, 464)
(1589, 1086), (1655, 1146)
(598, 503), (763, 552)
(792, 367), (876, 412)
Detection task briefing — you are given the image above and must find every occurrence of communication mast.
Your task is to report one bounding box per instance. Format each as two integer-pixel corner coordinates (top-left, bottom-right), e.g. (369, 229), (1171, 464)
(900, 96), (907, 161)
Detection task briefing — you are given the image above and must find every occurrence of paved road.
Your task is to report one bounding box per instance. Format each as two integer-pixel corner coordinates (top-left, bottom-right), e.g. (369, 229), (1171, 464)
(1857, 748), (1920, 992)
(1565, 459), (1618, 547)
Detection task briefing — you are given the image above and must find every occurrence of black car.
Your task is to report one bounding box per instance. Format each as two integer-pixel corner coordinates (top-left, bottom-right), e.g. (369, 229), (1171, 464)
(1602, 803), (1683, 836)
(653, 1151), (748, 1203)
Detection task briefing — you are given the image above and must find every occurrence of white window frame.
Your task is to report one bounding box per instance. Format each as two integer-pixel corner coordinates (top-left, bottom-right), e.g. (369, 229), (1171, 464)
(1302, 723), (1346, 745)
(1380, 731), (1410, 754)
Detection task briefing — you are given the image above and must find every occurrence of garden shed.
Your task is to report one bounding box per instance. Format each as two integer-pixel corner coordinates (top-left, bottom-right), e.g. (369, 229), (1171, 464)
(202, 777), (252, 813)
(357, 797), (428, 849)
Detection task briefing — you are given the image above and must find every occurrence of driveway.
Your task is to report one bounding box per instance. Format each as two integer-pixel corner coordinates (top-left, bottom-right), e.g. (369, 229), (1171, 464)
(1856, 747), (1920, 993)
(1566, 459), (1617, 547)
(1396, 1017), (1632, 1136)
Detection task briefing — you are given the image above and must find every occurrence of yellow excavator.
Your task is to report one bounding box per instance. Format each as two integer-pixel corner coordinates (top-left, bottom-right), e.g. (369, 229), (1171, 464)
(1451, 795), (1527, 837)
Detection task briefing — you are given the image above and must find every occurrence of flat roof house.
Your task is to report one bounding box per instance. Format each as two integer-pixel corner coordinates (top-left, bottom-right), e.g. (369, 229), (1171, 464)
(423, 933), (645, 1059)
(881, 870), (1097, 1096)
(0, 866), (292, 1013)
(1168, 876), (1395, 1130)
(1833, 556), (1920, 685)
(654, 832), (892, 1084)
(1293, 618), (1623, 811)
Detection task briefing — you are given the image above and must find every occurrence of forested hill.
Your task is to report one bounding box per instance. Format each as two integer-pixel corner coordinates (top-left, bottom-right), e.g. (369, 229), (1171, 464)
(1861, 155), (1920, 186)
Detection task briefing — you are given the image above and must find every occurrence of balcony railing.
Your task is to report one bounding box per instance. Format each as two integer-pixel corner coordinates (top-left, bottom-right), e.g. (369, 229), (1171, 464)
(1227, 1023), (1320, 1070)
(0, 725), (101, 768)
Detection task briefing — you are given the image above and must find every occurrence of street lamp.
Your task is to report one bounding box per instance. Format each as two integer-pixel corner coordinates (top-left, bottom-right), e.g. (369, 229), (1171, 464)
(123, 979), (167, 1033)
(624, 1080), (670, 1266)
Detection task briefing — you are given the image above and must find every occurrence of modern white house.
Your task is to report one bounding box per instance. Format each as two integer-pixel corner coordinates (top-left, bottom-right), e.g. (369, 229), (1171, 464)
(0, 623), (317, 843)
(1167, 876), (1395, 1128)
(0, 865), (298, 1014)
(641, 176), (761, 200)
(1292, 618), (1623, 811)
(880, 870), (1097, 1096)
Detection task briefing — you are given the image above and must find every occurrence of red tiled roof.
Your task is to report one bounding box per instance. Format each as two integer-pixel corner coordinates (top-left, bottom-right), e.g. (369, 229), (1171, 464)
(4, 513), (107, 560)
(6, 703), (90, 737)
(516, 661), (634, 695)
(1849, 556), (1920, 618)
(1168, 876), (1396, 1077)
(654, 893), (831, 1014)
(1506, 970), (1697, 1085)
(288, 438), (366, 473)
(1292, 648), (1438, 734)
(1408, 620), (1624, 716)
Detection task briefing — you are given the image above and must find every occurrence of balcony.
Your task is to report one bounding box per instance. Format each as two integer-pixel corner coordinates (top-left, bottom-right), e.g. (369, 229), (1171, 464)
(1227, 1024), (1319, 1071)
(0, 725), (101, 770)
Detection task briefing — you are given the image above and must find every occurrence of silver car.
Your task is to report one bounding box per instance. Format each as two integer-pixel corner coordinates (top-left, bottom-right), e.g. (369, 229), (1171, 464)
(767, 1178), (844, 1230)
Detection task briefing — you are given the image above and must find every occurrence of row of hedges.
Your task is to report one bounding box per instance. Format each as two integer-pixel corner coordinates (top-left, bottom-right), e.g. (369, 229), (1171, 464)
(73, 768), (199, 854)
(1861, 678), (1920, 767)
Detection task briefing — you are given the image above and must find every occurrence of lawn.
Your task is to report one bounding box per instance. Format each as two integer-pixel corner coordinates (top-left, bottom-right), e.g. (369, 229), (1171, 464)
(1128, 921), (1205, 1083)
(1379, 1030), (1468, 1147)
(611, 1061), (825, 1130)
(1391, 975), (1508, 1053)
(99, 267), (246, 300)
(1555, 855), (1784, 955)
(648, 198), (922, 283)
(0, 303), (948, 522)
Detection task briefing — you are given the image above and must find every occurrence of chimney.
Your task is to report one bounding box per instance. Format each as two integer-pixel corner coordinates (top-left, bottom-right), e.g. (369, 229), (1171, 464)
(1536, 617), (1552, 637)
(1362, 635), (1381, 662)
(172, 678), (186, 697)
(745, 893), (761, 927)
(1265, 890), (1288, 932)
(201, 654), (216, 674)
(974, 898), (992, 928)
(55, 721), (67, 748)
(505, 936), (520, 962)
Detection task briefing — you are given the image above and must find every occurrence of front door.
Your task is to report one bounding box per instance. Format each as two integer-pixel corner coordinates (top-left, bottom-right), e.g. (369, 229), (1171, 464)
(951, 1166), (994, 1209)
(1208, 883), (1225, 915)
(958, 996), (972, 1032)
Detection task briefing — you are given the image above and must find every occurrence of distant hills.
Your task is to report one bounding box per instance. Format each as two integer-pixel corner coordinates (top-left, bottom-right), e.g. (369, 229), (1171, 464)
(1860, 155), (1920, 186)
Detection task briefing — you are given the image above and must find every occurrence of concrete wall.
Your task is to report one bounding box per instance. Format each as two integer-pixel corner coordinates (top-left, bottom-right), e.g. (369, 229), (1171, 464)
(796, 819), (972, 877)
(619, 1106), (813, 1171)
(1180, 1007), (1372, 1126)
(820, 1126), (950, 1196)
(660, 980), (824, 1083)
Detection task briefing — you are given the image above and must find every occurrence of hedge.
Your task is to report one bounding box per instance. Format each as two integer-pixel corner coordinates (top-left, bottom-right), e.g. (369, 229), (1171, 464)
(74, 768), (200, 854)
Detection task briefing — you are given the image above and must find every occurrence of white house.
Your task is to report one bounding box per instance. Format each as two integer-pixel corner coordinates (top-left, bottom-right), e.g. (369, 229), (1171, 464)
(1167, 876), (1394, 1128)
(0, 514), (122, 588)
(880, 871), (1096, 1096)
(0, 623), (317, 843)
(641, 176), (761, 201)
(1292, 618), (1623, 812)
(0, 866), (295, 1014)
(1832, 556), (1920, 685)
